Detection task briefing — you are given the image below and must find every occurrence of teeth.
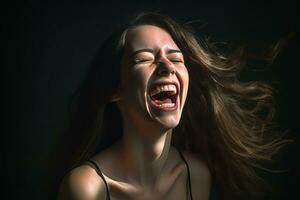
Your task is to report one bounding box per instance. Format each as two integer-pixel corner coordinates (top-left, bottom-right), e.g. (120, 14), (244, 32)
(149, 84), (177, 96)
(159, 103), (175, 108)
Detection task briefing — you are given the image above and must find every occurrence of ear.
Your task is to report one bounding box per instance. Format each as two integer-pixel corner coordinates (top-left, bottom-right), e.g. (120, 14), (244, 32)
(110, 88), (121, 102)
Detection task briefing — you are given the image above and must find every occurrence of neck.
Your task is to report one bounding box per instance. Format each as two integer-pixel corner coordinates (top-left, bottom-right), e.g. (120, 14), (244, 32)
(119, 121), (172, 187)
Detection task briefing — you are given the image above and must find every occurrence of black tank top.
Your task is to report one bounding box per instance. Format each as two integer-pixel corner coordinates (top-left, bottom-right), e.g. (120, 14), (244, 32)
(86, 149), (194, 200)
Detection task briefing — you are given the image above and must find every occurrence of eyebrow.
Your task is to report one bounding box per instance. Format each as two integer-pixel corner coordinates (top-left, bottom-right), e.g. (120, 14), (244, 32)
(131, 48), (183, 57)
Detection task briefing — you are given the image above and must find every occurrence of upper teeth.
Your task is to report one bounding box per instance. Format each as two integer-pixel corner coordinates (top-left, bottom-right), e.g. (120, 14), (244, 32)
(149, 84), (177, 96)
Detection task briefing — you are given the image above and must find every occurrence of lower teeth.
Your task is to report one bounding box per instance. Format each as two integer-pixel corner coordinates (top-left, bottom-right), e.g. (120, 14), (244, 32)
(159, 103), (175, 108)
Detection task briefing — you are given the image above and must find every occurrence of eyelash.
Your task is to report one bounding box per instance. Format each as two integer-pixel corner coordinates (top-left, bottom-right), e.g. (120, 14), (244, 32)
(136, 59), (183, 64)
(135, 59), (152, 63)
(171, 60), (183, 63)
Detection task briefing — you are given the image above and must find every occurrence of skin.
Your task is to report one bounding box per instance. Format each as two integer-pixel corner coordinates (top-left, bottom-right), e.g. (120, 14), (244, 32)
(58, 25), (211, 200)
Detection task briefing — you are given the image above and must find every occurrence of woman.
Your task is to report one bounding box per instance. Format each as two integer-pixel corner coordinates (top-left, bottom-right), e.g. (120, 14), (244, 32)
(58, 12), (286, 200)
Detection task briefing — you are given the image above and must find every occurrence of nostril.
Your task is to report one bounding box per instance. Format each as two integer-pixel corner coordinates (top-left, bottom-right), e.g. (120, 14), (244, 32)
(157, 61), (176, 76)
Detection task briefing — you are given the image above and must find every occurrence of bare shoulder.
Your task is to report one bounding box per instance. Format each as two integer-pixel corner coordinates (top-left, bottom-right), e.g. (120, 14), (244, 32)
(181, 151), (211, 182)
(181, 151), (212, 200)
(58, 164), (107, 200)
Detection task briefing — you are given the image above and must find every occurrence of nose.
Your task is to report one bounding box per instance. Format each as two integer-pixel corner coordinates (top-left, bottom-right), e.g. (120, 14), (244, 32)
(156, 57), (176, 76)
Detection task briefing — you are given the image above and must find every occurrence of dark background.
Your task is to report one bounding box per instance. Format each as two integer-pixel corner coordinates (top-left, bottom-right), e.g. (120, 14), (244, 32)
(3, 0), (299, 199)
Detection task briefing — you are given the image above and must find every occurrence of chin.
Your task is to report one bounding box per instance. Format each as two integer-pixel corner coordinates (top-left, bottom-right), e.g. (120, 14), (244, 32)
(153, 115), (181, 129)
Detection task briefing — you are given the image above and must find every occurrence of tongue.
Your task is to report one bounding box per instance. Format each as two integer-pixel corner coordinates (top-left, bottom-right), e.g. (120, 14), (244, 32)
(151, 92), (174, 104)
(153, 98), (172, 104)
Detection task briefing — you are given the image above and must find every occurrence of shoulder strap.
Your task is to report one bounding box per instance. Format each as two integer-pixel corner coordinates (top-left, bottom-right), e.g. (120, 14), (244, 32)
(177, 149), (194, 200)
(86, 159), (111, 200)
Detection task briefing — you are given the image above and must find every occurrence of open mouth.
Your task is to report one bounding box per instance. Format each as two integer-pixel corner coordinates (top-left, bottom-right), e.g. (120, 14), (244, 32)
(148, 83), (178, 111)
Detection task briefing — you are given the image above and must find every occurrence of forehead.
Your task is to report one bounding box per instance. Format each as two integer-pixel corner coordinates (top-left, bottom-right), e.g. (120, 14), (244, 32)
(124, 25), (179, 52)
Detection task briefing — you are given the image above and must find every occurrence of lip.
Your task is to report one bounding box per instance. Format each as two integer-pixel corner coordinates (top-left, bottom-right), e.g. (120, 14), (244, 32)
(149, 96), (179, 111)
(148, 81), (179, 94)
(147, 80), (180, 111)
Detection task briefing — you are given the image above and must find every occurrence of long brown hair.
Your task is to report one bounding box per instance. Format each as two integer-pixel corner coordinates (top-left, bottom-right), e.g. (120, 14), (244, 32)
(57, 12), (287, 199)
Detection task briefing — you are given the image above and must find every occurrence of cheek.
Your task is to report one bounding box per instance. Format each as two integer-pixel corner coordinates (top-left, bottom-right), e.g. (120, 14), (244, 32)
(178, 67), (189, 109)
(184, 68), (189, 88)
(179, 67), (189, 93)
(120, 68), (150, 100)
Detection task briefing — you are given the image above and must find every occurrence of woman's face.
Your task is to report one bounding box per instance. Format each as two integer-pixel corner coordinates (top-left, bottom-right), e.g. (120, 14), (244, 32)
(117, 25), (189, 129)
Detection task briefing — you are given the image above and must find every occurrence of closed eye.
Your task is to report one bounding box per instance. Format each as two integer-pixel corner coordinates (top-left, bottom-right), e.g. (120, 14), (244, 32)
(135, 59), (153, 64)
(168, 54), (184, 64)
(170, 59), (184, 64)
